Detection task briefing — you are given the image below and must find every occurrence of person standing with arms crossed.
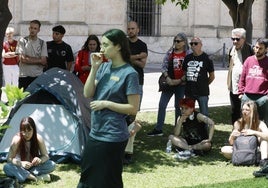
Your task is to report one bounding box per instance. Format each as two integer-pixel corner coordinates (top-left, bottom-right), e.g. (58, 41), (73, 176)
(46, 25), (74, 71)
(123, 21), (147, 164)
(77, 29), (140, 188)
(227, 28), (253, 125)
(2, 26), (19, 86)
(16, 20), (47, 90)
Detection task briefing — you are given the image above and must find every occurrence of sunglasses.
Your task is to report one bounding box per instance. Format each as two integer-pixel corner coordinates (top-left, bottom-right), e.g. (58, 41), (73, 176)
(174, 39), (183, 43)
(190, 42), (199, 46)
(231, 37), (240, 42)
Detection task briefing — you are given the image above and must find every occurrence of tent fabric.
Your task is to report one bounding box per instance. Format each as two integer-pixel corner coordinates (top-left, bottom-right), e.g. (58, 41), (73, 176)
(0, 68), (91, 164)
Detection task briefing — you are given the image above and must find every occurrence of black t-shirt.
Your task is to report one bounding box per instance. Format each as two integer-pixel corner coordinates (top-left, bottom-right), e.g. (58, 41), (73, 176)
(46, 41), (74, 70)
(129, 39), (148, 85)
(181, 111), (208, 145)
(182, 52), (214, 96)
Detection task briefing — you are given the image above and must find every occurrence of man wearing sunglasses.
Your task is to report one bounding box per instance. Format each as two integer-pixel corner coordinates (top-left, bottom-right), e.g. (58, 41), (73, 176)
(182, 37), (215, 117)
(227, 28), (253, 125)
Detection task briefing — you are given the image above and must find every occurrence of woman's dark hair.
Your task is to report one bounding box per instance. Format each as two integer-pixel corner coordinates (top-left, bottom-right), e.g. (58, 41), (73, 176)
(19, 117), (39, 161)
(82, 34), (101, 52)
(102, 29), (131, 63)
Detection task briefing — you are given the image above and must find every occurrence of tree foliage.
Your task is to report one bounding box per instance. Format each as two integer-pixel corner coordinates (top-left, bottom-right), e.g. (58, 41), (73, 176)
(156, 0), (255, 43)
(156, 0), (189, 10)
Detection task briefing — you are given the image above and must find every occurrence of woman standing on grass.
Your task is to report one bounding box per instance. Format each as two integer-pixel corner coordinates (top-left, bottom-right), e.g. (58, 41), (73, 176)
(147, 32), (190, 136)
(77, 29), (140, 188)
(221, 100), (268, 166)
(3, 117), (56, 183)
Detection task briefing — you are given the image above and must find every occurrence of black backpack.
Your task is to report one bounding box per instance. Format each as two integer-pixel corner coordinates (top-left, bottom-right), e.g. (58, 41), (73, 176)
(232, 135), (260, 166)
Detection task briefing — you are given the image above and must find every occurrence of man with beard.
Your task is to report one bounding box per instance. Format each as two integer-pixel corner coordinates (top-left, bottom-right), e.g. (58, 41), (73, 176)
(238, 38), (268, 126)
(124, 21), (147, 164)
(0, 0), (12, 97)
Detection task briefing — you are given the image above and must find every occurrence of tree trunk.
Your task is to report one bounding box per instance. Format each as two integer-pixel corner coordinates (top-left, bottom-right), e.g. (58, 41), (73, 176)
(0, 0), (12, 98)
(222, 0), (254, 44)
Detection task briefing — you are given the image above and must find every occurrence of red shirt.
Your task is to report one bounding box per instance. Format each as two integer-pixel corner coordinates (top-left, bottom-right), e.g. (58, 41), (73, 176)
(3, 40), (19, 65)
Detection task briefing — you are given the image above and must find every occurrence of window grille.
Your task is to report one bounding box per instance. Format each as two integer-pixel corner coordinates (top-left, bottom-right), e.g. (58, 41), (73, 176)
(127, 0), (161, 36)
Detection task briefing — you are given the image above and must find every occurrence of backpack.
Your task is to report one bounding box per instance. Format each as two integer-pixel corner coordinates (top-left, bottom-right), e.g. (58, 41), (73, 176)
(232, 135), (260, 166)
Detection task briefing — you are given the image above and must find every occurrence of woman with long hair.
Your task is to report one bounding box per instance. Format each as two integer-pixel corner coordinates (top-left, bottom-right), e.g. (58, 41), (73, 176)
(77, 29), (140, 188)
(3, 117), (56, 183)
(74, 34), (101, 84)
(221, 101), (268, 165)
(148, 32), (190, 136)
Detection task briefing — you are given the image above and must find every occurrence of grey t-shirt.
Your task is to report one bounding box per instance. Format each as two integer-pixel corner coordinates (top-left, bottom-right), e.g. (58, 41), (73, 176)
(17, 37), (47, 77)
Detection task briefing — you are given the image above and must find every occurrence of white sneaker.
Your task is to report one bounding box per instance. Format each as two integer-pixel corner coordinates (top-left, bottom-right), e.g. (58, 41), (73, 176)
(174, 153), (190, 160)
(178, 150), (192, 157)
(174, 150), (196, 160)
(37, 174), (51, 182)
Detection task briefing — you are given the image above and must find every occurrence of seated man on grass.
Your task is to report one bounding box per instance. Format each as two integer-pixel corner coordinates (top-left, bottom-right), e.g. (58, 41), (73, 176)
(168, 98), (215, 159)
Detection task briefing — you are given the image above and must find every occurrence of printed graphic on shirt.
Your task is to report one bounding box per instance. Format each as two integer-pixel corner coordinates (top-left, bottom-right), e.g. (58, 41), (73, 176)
(173, 52), (186, 79)
(248, 65), (263, 77)
(186, 60), (203, 82)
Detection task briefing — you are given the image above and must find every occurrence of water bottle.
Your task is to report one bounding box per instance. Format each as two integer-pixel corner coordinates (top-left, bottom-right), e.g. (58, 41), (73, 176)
(166, 140), (172, 153)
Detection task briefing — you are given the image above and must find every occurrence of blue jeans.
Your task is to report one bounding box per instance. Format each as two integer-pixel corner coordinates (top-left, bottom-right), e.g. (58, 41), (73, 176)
(3, 160), (56, 183)
(195, 96), (209, 116)
(186, 95), (209, 116)
(155, 85), (185, 131)
(242, 94), (268, 125)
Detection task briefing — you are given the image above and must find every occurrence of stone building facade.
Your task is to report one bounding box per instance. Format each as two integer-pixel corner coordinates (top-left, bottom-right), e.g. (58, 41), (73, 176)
(7, 0), (267, 63)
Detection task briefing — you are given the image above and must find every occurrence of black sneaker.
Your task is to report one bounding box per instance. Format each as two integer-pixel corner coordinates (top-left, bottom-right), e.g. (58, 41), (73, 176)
(123, 154), (132, 165)
(259, 158), (268, 167)
(147, 129), (163, 136)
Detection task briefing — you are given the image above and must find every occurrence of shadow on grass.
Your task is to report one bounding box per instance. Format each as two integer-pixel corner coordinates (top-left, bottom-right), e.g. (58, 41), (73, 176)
(180, 176), (268, 188)
(57, 163), (80, 173)
(124, 106), (233, 173)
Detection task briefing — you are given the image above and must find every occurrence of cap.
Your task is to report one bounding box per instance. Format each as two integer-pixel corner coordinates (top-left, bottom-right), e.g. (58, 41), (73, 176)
(52, 25), (66, 34)
(179, 98), (195, 108)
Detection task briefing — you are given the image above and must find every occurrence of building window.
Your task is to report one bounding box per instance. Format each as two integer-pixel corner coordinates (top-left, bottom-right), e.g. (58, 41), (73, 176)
(127, 0), (161, 36)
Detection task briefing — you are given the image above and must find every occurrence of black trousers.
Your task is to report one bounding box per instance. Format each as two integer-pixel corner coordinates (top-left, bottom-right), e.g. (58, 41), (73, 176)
(0, 0), (12, 97)
(77, 136), (128, 188)
(229, 91), (241, 125)
(19, 77), (37, 90)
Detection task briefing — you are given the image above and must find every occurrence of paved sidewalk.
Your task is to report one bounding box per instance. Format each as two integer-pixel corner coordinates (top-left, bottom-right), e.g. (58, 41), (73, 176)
(140, 62), (229, 112)
(1, 62), (229, 112)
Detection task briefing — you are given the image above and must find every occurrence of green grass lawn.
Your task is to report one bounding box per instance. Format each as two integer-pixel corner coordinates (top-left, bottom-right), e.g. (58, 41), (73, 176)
(1, 106), (268, 187)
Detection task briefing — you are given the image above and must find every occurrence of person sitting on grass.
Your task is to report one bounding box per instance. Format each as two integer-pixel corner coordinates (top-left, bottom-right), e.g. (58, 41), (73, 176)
(3, 117), (56, 183)
(221, 100), (268, 166)
(168, 98), (215, 158)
